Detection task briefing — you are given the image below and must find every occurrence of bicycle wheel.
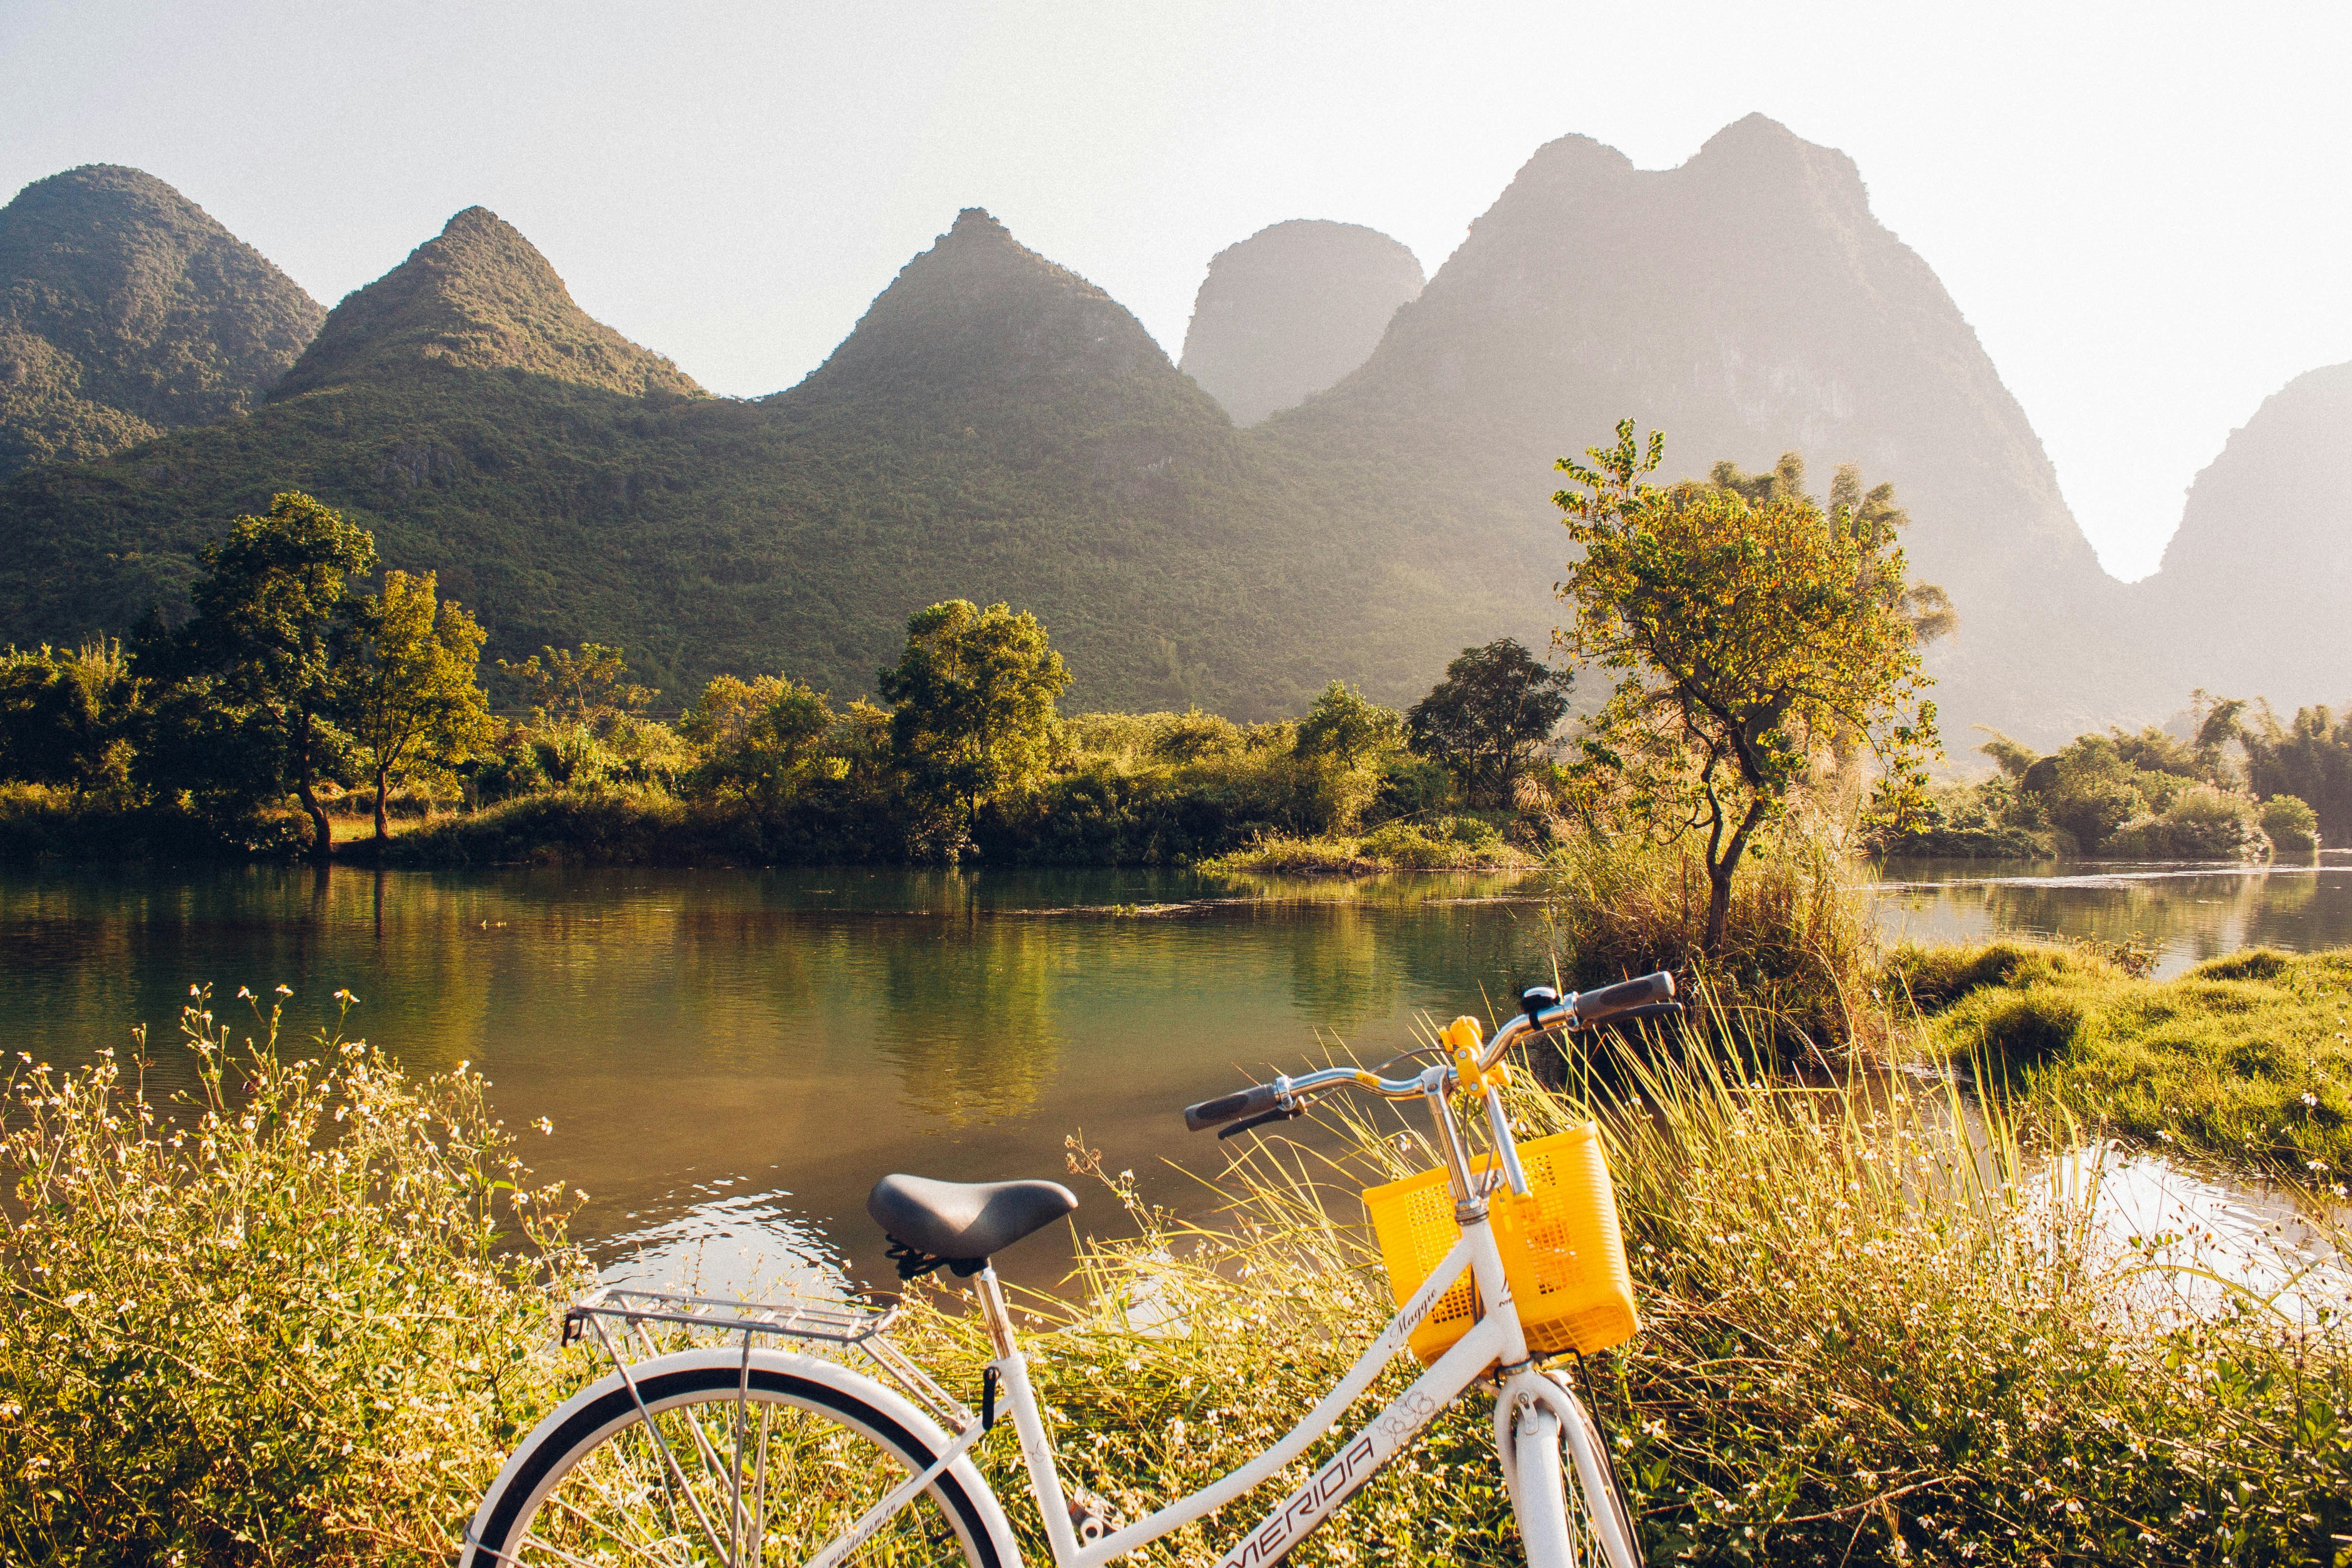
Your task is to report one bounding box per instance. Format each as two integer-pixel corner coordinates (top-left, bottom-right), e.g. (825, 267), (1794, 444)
(465, 1349), (1011, 1568)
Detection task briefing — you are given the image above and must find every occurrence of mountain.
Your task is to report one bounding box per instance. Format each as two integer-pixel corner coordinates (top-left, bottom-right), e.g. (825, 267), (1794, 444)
(2136, 362), (2352, 709)
(1261, 116), (2148, 741)
(274, 206), (698, 400)
(0, 204), (1455, 715)
(0, 165), (323, 479)
(1178, 220), (1423, 425)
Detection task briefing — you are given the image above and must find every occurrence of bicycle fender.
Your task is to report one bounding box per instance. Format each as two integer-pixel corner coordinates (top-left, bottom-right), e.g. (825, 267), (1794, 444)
(462, 1345), (1021, 1568)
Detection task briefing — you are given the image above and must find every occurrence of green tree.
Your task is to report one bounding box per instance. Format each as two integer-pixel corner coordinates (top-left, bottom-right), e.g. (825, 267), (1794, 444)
(878, 600), (1071, 835)
(497, 643), (654, 728)
(152, 492), (377, 857)
(0, 639), (142, 795)
(1292, 680), (1406, 833)
(1404, 639), (1573, 806)
(337, 570), (492, 845)
(1554, 422), (1940, 951)
(680, 672), (837, 806)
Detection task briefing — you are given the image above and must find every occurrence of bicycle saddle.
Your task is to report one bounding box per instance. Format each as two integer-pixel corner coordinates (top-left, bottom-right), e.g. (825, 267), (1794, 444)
(868, 1174), (1078, 1276)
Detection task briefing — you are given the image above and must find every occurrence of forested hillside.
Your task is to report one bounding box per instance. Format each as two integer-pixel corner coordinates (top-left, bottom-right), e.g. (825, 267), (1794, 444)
(1, 122), (2328, 736)
(0, 166), (322, 478)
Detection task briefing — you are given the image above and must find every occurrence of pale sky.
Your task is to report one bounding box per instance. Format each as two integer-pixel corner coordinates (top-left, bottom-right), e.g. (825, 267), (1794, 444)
(5, 0), (2347, 582)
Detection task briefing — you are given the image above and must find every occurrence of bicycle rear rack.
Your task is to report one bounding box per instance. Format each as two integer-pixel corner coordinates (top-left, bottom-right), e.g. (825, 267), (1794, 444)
(562, 1285), (972, 1430)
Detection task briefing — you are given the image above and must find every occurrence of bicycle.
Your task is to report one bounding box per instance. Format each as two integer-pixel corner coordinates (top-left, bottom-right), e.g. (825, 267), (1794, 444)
(463, 971), (1678, 1568)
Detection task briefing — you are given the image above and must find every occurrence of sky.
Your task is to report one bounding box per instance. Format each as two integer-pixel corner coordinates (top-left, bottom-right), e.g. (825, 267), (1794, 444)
(4, 0), (2347, 583)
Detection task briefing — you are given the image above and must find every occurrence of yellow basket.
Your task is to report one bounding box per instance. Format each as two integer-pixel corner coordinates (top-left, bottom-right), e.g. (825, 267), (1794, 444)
(1362, 1123), (1638, 1366)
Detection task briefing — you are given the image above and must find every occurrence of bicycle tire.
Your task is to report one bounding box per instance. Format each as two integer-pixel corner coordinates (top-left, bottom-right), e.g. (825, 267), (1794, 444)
(464, 1348), (1011, 1568)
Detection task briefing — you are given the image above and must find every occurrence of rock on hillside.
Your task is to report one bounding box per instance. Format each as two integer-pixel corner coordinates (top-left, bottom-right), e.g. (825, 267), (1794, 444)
(274, 206), (700, 400)
(1270, 115), (2146, 741)
(2137, 363), (2352, 709)
(0, 165), (323, 478)
(1178, 220), (1423, 426)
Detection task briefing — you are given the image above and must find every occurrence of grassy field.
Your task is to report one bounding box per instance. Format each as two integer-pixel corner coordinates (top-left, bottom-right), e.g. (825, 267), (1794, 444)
(1904, 942), (2352, 1180)
(3, 978), (2345, 1565)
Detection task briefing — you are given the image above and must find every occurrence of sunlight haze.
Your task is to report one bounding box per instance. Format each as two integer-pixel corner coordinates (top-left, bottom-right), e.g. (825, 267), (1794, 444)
(4, 0), (2345, 581)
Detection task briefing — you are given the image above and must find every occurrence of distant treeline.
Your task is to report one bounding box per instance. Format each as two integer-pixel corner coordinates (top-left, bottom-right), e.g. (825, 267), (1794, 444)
(0, 493), (1575, 868)
(1877, 696), (2332, 859)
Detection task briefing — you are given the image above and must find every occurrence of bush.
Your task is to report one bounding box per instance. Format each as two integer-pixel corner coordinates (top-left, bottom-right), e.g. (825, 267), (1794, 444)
(1541, 836), (1880, 1059)
(2262, 793), (2321, 853)
(2101, 784), (2269, 860)
(0, 992), (582, 1564)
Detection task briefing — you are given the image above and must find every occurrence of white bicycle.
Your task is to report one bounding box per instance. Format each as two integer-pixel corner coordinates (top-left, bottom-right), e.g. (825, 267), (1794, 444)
(464, 973), (1676, 1568)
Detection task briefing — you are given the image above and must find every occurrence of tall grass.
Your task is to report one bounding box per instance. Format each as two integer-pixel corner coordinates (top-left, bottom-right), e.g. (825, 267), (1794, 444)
(0, 994), (585, 1565)
(858, 1020), (2352, 1566)
(1541, 836), (1884, 1060)
(7, 993), (2346, 1565)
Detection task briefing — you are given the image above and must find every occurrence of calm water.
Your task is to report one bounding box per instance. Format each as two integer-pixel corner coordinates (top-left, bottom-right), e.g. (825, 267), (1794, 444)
(3, 857), (2347, 1292)
(1866, 854), (2352, 978)
(0, 866), (1558, 1290)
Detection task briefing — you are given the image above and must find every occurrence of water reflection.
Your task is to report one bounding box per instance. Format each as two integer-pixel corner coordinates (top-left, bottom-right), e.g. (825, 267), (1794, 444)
(0, 864), (1558, 1289)
(1868, 858), (2352, 977)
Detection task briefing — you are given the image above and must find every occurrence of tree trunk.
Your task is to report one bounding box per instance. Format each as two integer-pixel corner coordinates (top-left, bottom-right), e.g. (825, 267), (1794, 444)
(373, 762), (391, 846)
(294, 707), (333, 863)
(1703, 796), (1773, 954)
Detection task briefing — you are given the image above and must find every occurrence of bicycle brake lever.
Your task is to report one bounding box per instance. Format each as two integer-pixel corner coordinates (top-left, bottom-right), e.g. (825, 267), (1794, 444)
(1217, 1104), (1305, 1139)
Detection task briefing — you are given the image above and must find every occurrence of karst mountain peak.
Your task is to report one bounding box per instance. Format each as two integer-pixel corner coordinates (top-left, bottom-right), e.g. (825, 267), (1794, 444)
(784, 205), (1202, 416)
(274, 205), (700, 402)
(0, 163), (323, 478)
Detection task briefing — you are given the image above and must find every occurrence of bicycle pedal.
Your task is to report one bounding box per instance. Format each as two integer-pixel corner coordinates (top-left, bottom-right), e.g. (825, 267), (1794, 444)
(1067, 1488), (1127, 1544)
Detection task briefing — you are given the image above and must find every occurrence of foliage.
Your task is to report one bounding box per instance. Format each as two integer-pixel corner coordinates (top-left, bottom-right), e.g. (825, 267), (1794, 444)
(879, 600), (1072, 834)
(0, 990), (583, 1564)
(1880, 706), (2294, 861)
(1292, 681), (1406, 835)
(1403, 638), (1572, 806)
(679, 672), (838, 806)
(0, 639), (141, 796)
(496, 641), (653, 727)
(336, 570), (491, 844)
(1539, 833), (1883, 1061)
(137, 492), (378, 855)
(2261, 792), (2321, 853)
(1554, 424), (1939, 950)
(2241, 702), (2352, 843)
(1199, 818), (1533, 876)
(0, 165), (324, 480)
(1922, 944), (2352, 1174)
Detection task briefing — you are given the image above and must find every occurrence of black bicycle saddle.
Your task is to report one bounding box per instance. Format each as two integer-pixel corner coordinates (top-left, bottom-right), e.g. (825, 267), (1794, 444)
(867, 1173), (1078, 1276)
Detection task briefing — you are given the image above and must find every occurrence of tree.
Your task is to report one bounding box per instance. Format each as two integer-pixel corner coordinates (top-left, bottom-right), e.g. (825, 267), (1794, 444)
(680, 672), (837, 806)
(497, 643), (654, 728)
(0, 639), (142, 795)
(1554, 422), (1941, 951)
(1292, 680), (1406, 833)
(337, 570), (492, 845)
(153, 492), (377, 858)
(1404, 639), (1573, 806)
(877, 600), (1071, 834)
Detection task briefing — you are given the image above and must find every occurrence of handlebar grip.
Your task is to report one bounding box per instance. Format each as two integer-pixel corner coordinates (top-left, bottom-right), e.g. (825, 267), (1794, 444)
(1574, 970), (1675, 1025)
(1184, 1082), (1281, 1132)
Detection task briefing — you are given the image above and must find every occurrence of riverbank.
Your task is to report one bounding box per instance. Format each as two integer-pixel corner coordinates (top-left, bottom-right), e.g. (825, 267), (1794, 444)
(5, 989), (2341, 1565)
(1902, 940), (2352, 1180)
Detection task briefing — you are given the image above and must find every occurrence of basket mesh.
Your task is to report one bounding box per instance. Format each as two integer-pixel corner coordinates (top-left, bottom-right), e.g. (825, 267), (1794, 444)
(1362, 1123), (1637, 1366)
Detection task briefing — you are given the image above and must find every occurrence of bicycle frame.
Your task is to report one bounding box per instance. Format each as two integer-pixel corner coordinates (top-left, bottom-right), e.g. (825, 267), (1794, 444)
(976, 1198), (1570, 1568)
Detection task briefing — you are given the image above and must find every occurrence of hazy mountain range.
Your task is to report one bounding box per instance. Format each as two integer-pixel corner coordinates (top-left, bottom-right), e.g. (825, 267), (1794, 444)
(0, 122), (2339, 743)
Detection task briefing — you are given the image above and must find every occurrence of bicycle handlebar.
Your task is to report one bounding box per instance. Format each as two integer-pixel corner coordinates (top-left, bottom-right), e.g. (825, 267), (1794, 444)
(1179, 970), (1677, 1131)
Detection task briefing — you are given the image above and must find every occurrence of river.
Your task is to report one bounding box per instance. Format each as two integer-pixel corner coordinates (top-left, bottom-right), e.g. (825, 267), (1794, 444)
(1, 857), (2345, 1294)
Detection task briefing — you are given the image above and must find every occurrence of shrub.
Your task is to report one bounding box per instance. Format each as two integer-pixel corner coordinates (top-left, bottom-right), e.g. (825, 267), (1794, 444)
(1541, 835), (1881, 1059)
(0, 992), (582, 1564)
(2262, 793), (2321, 853)
(2102, 784), (2269, 860)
